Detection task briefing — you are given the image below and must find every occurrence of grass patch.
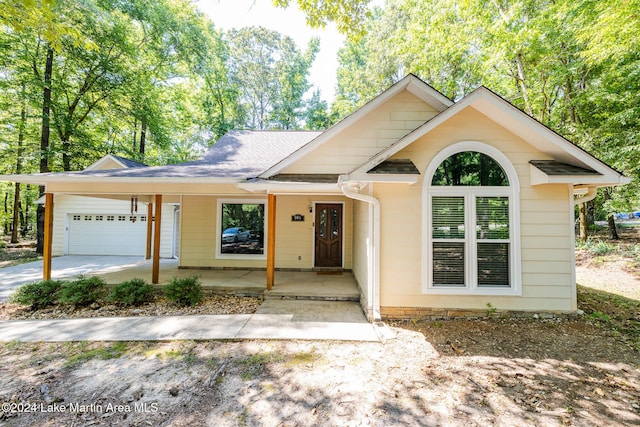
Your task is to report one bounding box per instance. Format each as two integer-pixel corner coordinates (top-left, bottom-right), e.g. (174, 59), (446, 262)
(578, 285), (640, 351)
(285, 350), (319, 367)
(143, 342), (197, 364)
(63, 342), (128, 368)
(237, 352), (286, 380)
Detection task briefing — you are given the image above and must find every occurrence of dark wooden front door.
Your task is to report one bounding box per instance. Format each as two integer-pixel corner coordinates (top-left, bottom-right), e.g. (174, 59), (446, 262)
(314, 204), (343, 268)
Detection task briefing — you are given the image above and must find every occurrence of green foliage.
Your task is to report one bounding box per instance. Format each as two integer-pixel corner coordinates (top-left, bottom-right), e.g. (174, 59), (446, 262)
(226, 26), (319, 130)
(163, 276), (203, 307)
(10, 280), (63, 309)
(64, 342), (128, 368)
(58, 276), (107, 306)
(108, 278), (155, 306)
(577, 239), (617, 256)
(486, 302), (498, 317)
(272, 0), (374, 40)
(589, 311), (611, 322)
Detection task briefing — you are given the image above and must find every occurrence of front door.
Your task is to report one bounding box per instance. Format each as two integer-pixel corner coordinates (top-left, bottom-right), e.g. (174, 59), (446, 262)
(314, 203), (343, 268)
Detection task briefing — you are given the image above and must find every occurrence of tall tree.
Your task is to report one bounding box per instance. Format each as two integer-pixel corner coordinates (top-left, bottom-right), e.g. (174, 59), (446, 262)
(226, 27), (318, 130)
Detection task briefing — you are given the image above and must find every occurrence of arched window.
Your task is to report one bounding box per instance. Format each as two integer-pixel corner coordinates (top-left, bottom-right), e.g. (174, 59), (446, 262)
(423, 142), (521, 295)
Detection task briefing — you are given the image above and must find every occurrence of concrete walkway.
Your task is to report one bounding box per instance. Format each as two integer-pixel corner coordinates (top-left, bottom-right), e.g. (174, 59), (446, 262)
(0, 300), (393, 343)
(0, 256), (394, 342)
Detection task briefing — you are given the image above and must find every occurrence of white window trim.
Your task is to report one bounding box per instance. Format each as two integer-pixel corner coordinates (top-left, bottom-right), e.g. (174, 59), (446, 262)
(422, 141), (522, 296)
(216, 198), (267, 260)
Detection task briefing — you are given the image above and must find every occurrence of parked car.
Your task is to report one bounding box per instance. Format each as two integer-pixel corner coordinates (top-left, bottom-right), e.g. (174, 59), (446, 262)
(222, 227), (251, 243)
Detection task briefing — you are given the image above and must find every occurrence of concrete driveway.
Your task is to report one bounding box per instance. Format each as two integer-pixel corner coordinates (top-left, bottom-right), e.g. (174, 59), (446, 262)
(0, 256), (156, 301)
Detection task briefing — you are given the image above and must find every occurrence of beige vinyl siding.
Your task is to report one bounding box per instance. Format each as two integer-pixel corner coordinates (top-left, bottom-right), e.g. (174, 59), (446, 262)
(179, 196), (217, 267)
(52, 195), (174, 257)
(377, 105), (575, 313)
(280, 91), (440, 174)
(352, 199), (370, 305)
(274, 196), (315, 269)
(375, 183), (422, 292)
(180, 195), (353, 270)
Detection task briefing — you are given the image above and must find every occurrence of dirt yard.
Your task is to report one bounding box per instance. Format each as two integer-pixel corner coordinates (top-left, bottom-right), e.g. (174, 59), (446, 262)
(1, 229), (639, 426)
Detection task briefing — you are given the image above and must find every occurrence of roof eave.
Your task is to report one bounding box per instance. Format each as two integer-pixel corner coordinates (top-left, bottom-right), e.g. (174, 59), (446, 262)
(237, 180), (342, 195)
(0, 174), (243, 186)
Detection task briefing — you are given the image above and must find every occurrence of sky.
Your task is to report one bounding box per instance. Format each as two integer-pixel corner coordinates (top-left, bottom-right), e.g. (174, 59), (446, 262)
(195, 0), (345, 103)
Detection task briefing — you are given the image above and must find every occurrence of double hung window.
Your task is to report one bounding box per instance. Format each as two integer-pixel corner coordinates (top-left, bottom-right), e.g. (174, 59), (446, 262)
(425, 146), (520, 295)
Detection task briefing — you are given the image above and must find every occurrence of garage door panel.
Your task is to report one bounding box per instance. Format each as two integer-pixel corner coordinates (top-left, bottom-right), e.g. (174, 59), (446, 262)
(68, 214), (147, 256)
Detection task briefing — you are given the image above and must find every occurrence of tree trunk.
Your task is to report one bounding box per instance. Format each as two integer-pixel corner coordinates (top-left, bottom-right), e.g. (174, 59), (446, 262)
(607, 214), (619, 240)
(3, 192), (8, 235)
(62, 139), (71, 171)
(37, 46), (54, 255)
(12, 87), (27, 243)
(22, 184), (30, 237)
(11, 184), (21, 243)
(139, 115), (147, 158)
(132, 117), (138, 153)
(579, 202), (588, 242)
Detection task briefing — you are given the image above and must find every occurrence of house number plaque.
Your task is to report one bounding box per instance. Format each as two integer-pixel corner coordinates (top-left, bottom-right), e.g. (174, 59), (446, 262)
(291, 214), (305, 222)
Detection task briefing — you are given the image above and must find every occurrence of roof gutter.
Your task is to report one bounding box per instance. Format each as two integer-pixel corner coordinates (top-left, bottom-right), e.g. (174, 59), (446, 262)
(573, 186), (598, 206)
(339, 176), (381, 321)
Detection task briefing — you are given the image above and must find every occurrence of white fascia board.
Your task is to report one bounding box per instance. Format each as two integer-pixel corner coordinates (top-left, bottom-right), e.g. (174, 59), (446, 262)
(237, 181), (341, 194)
(259, 75), (452, 179)
(406, 75), (454, 109)
(0, 173), (241, 186)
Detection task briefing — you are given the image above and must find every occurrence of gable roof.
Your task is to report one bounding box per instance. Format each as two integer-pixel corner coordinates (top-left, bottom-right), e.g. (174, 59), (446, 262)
(84, 154), (147, 171)
(349, 85), (628, 186)
(0, 76), (628, 190)
(259, 74), (453, 178)
(5, 131), (320, 184)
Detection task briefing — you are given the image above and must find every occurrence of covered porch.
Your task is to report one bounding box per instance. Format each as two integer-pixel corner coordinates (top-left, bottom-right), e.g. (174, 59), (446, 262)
(85, 257), (361, 301)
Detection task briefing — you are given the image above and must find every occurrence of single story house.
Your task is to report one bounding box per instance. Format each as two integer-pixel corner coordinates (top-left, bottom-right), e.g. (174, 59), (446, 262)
(38, 155), (177, 258)
(3, 74), (628, 320)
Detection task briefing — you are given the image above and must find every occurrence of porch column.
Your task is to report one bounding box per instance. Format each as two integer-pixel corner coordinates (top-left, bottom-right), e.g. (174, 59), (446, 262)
(266, 193), (276, 290)
(43, 193), (54, 281)
(145, 202), (153, 259)
(152, 194), (162, 284)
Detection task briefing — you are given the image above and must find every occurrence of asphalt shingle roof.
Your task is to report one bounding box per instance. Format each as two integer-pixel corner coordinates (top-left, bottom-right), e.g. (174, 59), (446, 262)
(367, 159), (420, 174)
(111, 155), (148, 168)
(529, 160), (601, 176)
(68, 131), (321, 180)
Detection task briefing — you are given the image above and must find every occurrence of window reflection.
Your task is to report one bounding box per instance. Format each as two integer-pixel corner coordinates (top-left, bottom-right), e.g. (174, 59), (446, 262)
(220, 203), (264, 255)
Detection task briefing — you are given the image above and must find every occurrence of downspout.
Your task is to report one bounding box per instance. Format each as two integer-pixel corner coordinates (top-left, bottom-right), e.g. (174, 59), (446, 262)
(339, 176), (381, 321)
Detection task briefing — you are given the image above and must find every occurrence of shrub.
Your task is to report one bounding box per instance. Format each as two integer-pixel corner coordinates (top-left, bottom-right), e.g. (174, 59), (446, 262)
(10, 280), (63, 309)
(164, 276), (203, 307)
(108, 278), (155, 306)
(59, 276), (107, 306)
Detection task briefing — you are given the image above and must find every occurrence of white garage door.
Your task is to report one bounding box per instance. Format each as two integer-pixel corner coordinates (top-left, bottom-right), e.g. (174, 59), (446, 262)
(68, 214), (148, 255)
